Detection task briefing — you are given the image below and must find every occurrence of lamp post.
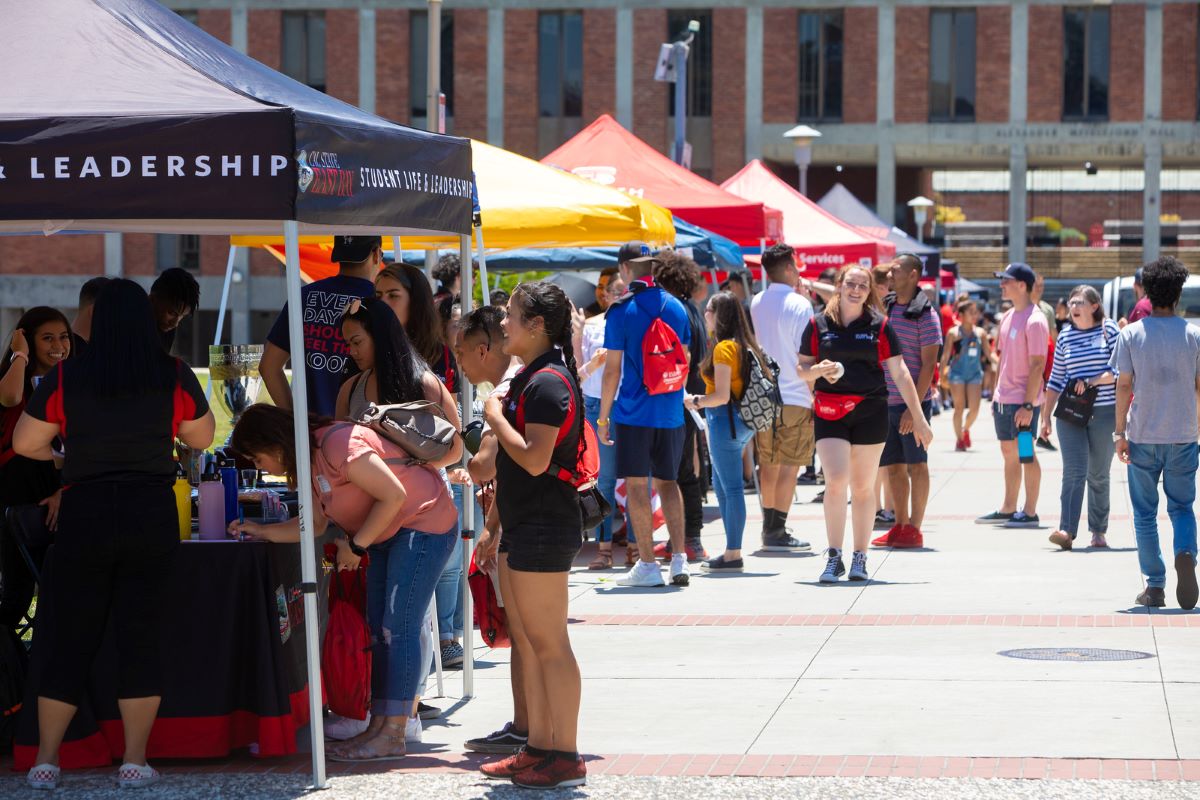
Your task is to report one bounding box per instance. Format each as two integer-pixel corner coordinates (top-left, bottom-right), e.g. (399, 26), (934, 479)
(908, 195), (935, 244)
(654, 19), (700, 167)
(783, 124), (822, 197)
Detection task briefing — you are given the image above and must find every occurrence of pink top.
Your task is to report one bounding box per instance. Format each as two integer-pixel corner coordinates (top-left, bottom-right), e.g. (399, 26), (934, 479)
(994, 305), (1050, 405)
(312, 424), (457, 542)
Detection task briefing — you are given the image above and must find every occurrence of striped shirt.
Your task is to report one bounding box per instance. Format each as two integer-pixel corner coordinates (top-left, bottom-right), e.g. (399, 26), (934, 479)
(1047, 319), (1120, 406)
(884, 302), (943, 405)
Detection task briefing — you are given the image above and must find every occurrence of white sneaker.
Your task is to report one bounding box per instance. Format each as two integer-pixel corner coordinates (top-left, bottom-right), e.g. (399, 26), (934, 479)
(325, 711), (371, 741)
(117, 762), (160, 788)
(617, 560), (666, 587)
(405, 715), (422, 743)
(669, 553), (690, 587)
(27, 763), (59, 790)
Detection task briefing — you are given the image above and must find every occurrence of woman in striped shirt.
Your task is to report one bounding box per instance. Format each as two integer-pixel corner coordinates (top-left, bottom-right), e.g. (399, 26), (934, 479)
(1040, 285), (1120, 550)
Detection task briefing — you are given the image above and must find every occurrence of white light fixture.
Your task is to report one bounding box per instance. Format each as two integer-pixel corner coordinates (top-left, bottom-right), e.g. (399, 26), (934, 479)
(783, 124), (822, 197)
(907, 195), (935, 244)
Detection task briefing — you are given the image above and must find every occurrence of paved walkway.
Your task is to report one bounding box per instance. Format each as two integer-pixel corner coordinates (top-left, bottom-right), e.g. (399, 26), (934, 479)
(5, 407), (1200, 797)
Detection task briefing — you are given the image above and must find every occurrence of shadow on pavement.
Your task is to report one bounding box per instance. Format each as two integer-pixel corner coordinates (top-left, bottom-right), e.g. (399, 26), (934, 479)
(794, 579), (932, 588)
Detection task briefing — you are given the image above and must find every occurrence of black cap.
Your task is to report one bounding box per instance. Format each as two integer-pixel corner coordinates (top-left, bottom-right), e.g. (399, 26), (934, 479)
(720, 268), (753, 288)
(330, 235), (382, 264)
(994, 262), (1036, 292)
(618, 241), (651, 264)
(628, 255), (662, 270)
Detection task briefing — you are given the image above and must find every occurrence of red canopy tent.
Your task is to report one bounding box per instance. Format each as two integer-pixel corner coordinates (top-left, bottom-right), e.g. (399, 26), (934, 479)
(722, 160), (896, 269)
(542, 114), (780, 247)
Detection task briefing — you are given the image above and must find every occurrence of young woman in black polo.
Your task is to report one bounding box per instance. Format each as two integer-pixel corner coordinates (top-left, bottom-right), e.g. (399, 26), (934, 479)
(798, 264), (933, 584)
(14, 280), (215, 790)
(477, 281), (586, 789)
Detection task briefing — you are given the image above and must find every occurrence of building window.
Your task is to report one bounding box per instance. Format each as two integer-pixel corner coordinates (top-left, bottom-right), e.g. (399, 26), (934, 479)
(410, 11), (455, 122)
(1063, 7), (1109, 121)
(281, 11), (326, 92)
(929, 9), (976, 121)
(538, 11), (583, 118)
(798, 11), (843, 121)
(667, 10), (713, 118)
(156, 235), (200, 273)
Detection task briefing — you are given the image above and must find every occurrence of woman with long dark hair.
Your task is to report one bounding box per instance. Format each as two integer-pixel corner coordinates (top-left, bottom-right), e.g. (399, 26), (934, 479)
(473, 282), (586, 789)
(228, 403), (457, 764)
(684, 291), (768, 572)
(0, 307), (72, 629)
(375, 263), (458, 393)
(14, 280), (214, 789)
(796, 265), (932, 584)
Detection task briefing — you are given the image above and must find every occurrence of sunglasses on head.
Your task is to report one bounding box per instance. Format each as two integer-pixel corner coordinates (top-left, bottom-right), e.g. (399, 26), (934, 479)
(342, 298), (364, 316)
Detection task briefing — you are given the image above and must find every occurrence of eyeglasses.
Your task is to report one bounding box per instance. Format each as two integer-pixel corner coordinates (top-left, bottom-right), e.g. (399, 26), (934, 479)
(1067, 298), (1090, 307)
(843, 281), (871, 292)
(342, 298), (363, 316)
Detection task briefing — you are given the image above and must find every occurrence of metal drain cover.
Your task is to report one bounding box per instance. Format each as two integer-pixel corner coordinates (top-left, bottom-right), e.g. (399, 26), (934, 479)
(999, 647), (1154, 662)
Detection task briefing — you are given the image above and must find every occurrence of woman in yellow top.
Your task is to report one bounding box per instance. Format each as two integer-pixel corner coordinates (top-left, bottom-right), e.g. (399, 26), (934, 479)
(684, 292), (768, 572)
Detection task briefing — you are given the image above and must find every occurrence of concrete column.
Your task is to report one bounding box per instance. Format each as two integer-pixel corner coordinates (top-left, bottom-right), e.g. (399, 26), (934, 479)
(487, 8), (505, 145)
(358, 9), (376, 114)
(615, 7), (634, 129)
(876, 143), (896, 226)
(877, 1), (895, 125)
(104, 233), (123, 278)
(1144, 140), (1162, 263)
(231, 247), (252, 346)
(744, 6), (764, 162)
(1008, 143), (1028, 264)
(1144, 3), (1162, 122)
(231, 5), (248, 54)
(1009, 1), (1028, 122)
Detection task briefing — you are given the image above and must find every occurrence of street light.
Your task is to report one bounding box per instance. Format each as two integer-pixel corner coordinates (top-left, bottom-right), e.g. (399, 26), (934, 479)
(908, 195), (935, 244)
(655, 19), (700, 167)
(783, 124), (822, 197)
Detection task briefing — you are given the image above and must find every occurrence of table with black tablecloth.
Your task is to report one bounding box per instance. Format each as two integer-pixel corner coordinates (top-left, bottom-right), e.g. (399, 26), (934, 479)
(13, 540), (311, 770)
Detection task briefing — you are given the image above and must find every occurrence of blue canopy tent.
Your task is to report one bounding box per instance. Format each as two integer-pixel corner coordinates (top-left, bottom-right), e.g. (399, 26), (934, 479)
(817, 183), (941, 275)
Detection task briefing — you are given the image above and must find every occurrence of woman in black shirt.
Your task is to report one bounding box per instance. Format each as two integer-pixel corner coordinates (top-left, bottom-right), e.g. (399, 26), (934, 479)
(478, 282), (586, 789)
(15, 280), (214, 790)
(797, 265), (932, 585)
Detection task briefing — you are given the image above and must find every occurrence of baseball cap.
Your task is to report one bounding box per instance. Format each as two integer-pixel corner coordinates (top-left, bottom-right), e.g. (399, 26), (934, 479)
(330, 235), (382, 264)
(994, 262), (1036, 291)
(627, 255), (662, 270)
(617, 241), (651, 264)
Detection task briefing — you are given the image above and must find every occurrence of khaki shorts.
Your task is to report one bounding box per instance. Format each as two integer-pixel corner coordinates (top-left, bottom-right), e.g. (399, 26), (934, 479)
(755, 405), (815, 466)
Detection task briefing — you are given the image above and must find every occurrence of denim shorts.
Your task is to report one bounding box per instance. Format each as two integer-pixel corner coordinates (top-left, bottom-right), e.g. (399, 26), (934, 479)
(993, 402), (1041, 441)
(504, 523), (583, 573)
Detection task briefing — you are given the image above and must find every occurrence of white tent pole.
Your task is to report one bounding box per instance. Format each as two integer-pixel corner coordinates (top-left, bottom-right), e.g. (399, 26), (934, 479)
(459, 232), (476, 698)
(759, 237), (767, 291)
(214, 245), (238, 346)
(474, 226), (489, 307)
(283, 221), (328, 790)
(392, 235), (402, 264)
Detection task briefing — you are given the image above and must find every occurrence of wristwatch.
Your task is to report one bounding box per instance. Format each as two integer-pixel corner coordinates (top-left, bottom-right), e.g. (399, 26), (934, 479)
(1112, 431), (1126, 443)
(1021, 402), (1034, 411)
(346, 537), (368, 557)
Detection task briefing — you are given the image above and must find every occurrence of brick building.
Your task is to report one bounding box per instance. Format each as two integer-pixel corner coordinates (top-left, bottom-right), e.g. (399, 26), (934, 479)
(4, 0), (1200, 353)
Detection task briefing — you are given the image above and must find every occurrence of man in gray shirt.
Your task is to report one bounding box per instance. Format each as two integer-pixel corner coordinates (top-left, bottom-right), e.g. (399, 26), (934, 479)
(1112, 256), (1200, 610)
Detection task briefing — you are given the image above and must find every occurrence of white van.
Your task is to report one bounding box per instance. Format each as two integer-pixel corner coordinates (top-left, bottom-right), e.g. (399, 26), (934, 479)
(1102, 275), (1200, 325)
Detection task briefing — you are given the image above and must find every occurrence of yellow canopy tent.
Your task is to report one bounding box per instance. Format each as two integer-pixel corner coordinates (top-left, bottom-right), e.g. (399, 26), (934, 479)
(232, 139), (674, 281)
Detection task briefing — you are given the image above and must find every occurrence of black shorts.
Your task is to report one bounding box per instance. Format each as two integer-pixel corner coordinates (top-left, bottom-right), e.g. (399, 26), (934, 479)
(814, 395), (890, 446)
(880, 400), (933, 466)
(615, 422), (685, 480)
(504, 523), (583, 573)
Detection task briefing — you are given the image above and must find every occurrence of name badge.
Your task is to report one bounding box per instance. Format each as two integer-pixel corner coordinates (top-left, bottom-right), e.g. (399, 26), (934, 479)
(1008, 328), (1018, 341)
(316, 475), (332, 494)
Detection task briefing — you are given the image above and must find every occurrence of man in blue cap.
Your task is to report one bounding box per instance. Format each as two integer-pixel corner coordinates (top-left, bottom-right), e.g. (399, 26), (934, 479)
(976, 263), (1049, 529)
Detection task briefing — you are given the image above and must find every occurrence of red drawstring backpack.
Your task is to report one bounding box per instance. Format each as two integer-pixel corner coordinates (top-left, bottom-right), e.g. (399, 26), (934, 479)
(322, 567), (371, 720)
(469, 551), (510, 648)
(634, 293), (687, 395)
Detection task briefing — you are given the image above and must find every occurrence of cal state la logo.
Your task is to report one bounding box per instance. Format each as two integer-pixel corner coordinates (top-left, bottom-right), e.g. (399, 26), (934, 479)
(296, 150), (314, 193)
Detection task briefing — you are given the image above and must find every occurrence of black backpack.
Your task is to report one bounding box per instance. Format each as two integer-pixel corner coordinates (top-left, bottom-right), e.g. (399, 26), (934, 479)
(0, 627), (28, 752)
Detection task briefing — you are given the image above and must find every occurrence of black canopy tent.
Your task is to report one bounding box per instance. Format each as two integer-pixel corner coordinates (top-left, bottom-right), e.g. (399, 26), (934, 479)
(0, 0), (476, 787)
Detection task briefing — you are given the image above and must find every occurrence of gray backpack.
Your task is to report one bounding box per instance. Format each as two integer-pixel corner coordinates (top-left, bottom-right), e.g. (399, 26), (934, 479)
(356, 400), (458, 464)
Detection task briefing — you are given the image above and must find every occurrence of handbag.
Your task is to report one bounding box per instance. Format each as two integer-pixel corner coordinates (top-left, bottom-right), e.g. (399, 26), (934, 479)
(736, 350), (782, 433)
(321, 567), (371, 721)
(1053, 383), (1098, 427)
(356, 400), (458, 464)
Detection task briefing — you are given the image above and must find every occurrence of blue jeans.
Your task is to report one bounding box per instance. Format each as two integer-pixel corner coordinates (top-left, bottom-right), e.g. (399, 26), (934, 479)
(1127, 442), (1199, 589)
(1055, 405), (1116, 537)
(584, 395), (619, 542)
(706, 406), (755, 551)
(366, 526), (458, 716)
(437, 483), (477, 640)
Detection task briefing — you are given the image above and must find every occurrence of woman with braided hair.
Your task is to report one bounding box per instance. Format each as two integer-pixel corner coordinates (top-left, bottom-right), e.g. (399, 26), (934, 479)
(477, 281), (586, 789)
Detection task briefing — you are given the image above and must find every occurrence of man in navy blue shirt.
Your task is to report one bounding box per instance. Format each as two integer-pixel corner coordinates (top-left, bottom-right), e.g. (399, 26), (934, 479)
(599, 248), (693, 588)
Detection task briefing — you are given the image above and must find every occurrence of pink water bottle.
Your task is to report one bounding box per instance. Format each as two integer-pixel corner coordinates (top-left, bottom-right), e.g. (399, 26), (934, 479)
(198, 467), (226, 540)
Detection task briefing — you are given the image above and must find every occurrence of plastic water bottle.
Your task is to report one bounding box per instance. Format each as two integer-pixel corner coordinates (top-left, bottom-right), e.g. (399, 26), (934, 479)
(173, 464), (192, 541)
(220, 460), (239, 526)
(1017, 426), (1035, 464)
(198, 467), (226, 540)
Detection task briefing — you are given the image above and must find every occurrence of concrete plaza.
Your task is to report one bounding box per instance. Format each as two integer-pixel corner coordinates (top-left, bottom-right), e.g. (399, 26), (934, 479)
(4, 407), (1199, 797)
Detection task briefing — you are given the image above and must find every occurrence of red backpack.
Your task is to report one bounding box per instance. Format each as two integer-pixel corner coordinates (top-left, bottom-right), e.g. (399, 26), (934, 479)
(321, 568), (371, 721)
(468, 551), (509, 648)
(632, 293), (687, 396)
(513, 367), (610, 528)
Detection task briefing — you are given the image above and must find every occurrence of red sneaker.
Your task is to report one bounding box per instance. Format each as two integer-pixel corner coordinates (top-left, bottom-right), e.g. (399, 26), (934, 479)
(889, 524), (924, 549)
(480, 749), (544, 779)
(512, 755), (587, 789)
(955, 437), (966, 452)
(653, 541), (702, 561)
(871, 524), (901, 548)
(963, 430), (972, 449)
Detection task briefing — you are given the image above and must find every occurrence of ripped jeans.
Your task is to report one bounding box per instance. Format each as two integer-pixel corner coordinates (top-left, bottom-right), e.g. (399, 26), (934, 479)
(365, 525), (458, 717)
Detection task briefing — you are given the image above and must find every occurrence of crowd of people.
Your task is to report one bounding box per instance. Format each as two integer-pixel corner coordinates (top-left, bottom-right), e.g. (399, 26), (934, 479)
(3, 232), (1200, 791)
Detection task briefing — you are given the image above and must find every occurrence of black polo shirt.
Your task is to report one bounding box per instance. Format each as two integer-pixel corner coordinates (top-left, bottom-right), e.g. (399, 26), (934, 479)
(25, 360), (208, 485)
(495, 349), (582, 532)
(800, 310), (900, 399)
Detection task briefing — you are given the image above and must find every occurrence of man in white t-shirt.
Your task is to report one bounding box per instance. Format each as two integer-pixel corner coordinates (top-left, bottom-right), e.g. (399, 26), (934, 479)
(749, 244), (814, 552)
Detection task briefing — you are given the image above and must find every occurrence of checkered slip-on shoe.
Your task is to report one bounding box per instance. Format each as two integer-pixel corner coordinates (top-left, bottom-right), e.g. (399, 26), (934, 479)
(27, 763), (59, 790)
(117, 762), (161, 788)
